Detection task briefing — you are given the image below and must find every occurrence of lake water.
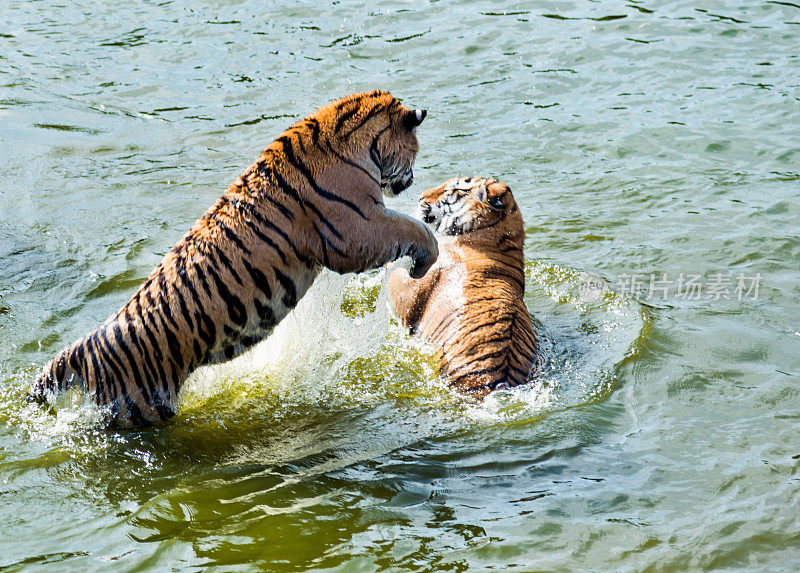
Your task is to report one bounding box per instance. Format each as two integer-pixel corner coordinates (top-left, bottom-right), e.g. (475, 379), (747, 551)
(1, 0), (799, 570)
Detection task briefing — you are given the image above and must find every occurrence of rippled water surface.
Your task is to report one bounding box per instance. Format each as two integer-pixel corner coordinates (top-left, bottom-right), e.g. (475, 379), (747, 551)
(2, 0), (799, 570)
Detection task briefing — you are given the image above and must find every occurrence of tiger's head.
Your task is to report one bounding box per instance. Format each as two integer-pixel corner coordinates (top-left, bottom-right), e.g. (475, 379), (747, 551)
(376, 103), (426, 197)
(418, 177), (522, 238)
(320, 90), (426, 198)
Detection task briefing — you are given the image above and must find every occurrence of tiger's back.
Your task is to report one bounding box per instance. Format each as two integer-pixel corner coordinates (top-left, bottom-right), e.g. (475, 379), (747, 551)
(388, 177), (537, 397)
(31, 90), (438, 426)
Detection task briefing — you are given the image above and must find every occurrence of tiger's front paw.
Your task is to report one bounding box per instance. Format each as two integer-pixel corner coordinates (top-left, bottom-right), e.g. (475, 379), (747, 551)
(409, 232), (439, 279)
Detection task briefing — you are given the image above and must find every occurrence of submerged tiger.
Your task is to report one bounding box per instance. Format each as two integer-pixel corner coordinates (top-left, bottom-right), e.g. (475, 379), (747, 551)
(30, 90), (438, 427)
(387, 177), (537, 397)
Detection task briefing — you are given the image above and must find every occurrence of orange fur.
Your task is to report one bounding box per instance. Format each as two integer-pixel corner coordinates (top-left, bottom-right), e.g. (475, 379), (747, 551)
(30, 91), (438, 427)
(388, 177), (537, 397)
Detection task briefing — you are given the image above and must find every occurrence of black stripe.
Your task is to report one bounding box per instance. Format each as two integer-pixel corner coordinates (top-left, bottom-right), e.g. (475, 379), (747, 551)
(143, 290), (179, 392)
(208, 245), (244, 286)
(171, 274), (197, 334)
(448, 367), (501, 385)
(314, 223), (331, 267)
(488, 268), (525, 292)
(505, 362), (531, 378)
(234, 207), (289, 265)
(297, 193), (343, 242)
(223, 345), (237, 360)
(192, 261), (216, 301)
(370, 145), (381, 171)
(242, 258), (273, 299)
(339, 104), (384, 140)
(446, 348), (510, 377)
(254, 298), (276, 328)
(521, 328), (537, 348)
(312, 222), (348, 260)
(306, 118), (321, 147)
(125, 319), (165, 414)
(273, 268), (298, 308)
(483, 255), (521, 270)
(76, 340), (96, 397)
(206, 263), (248, 327)
(138, 306), (171, 395)
(156, 278), (187, 373)
(194, 309), (217, 348)
(277, 135), (367, 219)
(154, 314), (184, 398)
(429, 308), (462, 341)
(93, 328), (126, 408)
(192, 338), (202, 367)
(455, 318), (506, 342)
(463, 295), (512, 307)
(116, 322), (169, 422)
(515, 339), (536, 357)
(323, 140), (380, 186)
(90, 329), (120, 404)
(333, 103), (360, 133)
(208, 211), (252, 256)
(497, 244), (523, 256)
(84, 333), (108, 405)
(69, 343), (84, 377)
(233, 196), (295, 246)
(100, 324), (141, 409)
(111, 321), (151, 404)
(262, 190), (296, 222)
(174, 253), (201, 309)
(265, 162), (307, 215)
(54, 354), (66, 382)
(127, 312), (173, 411)
(369, 125), (390, 170)
(295, 129), (308, 154)
(240, 171), (297, 222)
(121, 392), (150, 427)
(239, 334), (262, 350)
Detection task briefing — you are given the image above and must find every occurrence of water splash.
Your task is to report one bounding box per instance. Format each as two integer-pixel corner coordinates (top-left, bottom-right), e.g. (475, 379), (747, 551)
(463, 260), (648, 425)
(4, 261), (646, 462)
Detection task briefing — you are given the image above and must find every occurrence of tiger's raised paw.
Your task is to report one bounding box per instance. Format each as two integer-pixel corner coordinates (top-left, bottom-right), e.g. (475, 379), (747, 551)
(409, 228), (439, 279)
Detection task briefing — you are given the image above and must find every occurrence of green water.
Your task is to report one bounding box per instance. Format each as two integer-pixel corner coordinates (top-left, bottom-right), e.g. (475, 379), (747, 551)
(1, 0), (799, 570)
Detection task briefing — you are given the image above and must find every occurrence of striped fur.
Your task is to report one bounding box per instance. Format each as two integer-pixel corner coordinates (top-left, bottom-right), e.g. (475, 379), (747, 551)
(30, 90), (438, 427)
(387, 177), (537, 397)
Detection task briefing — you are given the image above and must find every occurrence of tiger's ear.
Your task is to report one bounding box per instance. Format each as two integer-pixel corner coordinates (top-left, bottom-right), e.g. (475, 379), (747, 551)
(403, 109), (427, 131)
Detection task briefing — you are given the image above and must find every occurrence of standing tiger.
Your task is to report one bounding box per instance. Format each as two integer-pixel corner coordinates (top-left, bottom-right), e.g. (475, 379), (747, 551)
(387, 177), (537, 397)
(30, 90), (438, 427)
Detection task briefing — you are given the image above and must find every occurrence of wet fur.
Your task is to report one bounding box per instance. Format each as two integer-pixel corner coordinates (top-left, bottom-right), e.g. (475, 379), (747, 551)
(30, 90), (438, 427)
(388, 177), (537, 397)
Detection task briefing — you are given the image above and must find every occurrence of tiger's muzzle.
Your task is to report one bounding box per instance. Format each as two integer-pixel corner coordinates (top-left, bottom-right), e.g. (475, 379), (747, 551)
(390, 170), (413, 196)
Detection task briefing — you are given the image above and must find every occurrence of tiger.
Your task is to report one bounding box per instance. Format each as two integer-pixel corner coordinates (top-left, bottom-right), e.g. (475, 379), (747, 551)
(387, 177), (537, 398)
(29, 90), (438, 427)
